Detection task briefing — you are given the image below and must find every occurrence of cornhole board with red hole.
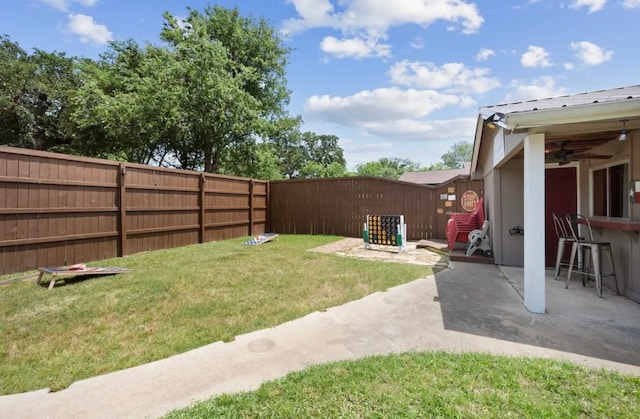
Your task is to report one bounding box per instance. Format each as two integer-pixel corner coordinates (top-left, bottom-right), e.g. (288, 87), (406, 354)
(244, 233), (279, 246)
(37, 265), (132, 290)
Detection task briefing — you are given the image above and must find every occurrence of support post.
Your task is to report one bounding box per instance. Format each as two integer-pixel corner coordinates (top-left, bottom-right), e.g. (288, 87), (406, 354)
(249, 179), (255, 236)
(265, 180), (271, 232)
(117, 163), (127, 257)
(199, 173), (206, 244)
(524, 133), (546, 313)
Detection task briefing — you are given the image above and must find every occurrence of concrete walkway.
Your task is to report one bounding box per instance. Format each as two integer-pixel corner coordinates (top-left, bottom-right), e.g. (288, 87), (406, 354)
(2, 261), (639, 419)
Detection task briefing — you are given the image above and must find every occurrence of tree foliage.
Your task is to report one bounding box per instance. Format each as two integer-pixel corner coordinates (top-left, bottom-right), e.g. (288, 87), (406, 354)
(0, 36), (79, 152)
(441, 140), (472, 169)
(0, 7), (350, 180)
(355, 158), (422, 179)
(157, 6), (292, 173)
(264, 117), (346, 179)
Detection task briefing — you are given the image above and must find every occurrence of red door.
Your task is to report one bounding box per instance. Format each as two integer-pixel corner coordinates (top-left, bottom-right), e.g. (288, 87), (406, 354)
(544, 167), (577, 267)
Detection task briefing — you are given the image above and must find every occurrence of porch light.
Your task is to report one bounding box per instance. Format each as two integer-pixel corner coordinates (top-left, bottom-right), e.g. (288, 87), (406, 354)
(618, 120), (628, 141)
(484, 112), (506, 129)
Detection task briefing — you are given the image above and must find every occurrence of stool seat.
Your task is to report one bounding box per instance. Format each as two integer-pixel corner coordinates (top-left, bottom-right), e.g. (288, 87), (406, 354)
(565, 214), (619, 298)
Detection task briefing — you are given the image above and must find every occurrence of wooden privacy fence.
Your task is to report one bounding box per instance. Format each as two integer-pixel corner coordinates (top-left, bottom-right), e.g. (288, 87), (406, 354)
(269, 176), (484, 241)
(269, 177), (437, 240)
(0, 147), (267, 276)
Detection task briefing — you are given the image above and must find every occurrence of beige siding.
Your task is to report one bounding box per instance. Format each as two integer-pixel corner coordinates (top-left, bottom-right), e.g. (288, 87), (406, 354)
(498, 159), (525, 266)
(573, 131), (640, 301)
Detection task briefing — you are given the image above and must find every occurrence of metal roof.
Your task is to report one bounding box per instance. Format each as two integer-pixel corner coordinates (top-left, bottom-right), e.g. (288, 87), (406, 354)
(479, 85), (640, 118)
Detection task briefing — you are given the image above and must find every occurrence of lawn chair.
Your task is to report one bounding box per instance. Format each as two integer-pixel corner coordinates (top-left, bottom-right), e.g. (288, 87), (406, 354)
(446, 197), (485, 251)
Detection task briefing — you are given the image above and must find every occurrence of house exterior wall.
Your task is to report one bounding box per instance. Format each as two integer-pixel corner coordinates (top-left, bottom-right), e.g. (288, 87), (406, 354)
(475, 126), (526, 267)
(574, 131), (640, 302)
(498, 159), (525, 266)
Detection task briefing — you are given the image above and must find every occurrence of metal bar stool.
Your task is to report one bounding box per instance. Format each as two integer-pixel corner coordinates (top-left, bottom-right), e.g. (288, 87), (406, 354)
(565, 213), (619, 298)
(552, 213), (576, 279)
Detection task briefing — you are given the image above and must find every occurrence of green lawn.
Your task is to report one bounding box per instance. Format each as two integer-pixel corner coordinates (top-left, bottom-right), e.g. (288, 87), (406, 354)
(165, 352), (640, 418)
(0, 235), (434, 395)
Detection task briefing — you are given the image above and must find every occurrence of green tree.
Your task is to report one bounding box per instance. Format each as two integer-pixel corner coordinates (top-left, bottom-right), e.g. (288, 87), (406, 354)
(424, 162), (447, 171)
(265, 120), (346, 179)
(69, 41), (178, 163)
(0, 36), (79, 152)
(298, 132), (346, 178)
(159, 5), (291, 173)
(264, 115), (305, 178)
(441, 140), (472, 169)
(355, 157), (422, 179)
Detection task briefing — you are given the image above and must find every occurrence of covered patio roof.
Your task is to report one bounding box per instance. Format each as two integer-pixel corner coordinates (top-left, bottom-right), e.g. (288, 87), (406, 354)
(472, 85), (640, 172)
(470, 85), (640, 313)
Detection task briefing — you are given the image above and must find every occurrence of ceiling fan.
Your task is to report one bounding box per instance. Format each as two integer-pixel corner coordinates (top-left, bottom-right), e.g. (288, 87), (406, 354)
(545, 141), (612, 165)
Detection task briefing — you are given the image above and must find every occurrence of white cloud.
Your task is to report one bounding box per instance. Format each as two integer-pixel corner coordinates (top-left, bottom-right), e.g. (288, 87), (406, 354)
(570, 41), (613, 65)
(521, 45), (553, 68)
(66, 13), (113, 44)
(304, 87), (471, 129)
(283, 0), (485, 51)
(569, 0), (606, 13)
(41, 0), (97, 11)
(476, 48), (495, 61)
(504, 76), (568, 102)
(410, 37), (424, 50)
(623, 0), (640, 8)
(364, 117), (477, 140)
(320, 35), (391, 58)
(341, 139), (392, 154)
(563, 62), (575, 70)
(389, 61), (500, 94)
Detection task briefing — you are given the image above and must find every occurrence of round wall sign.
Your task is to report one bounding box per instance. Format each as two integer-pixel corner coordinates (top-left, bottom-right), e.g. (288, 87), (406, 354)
(461, 190), (479, 212)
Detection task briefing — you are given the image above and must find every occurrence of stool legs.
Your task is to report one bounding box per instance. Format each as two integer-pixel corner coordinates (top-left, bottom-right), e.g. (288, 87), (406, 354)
(591, 243), (602, 298)
(605, 244), (619, 295)
(566, 242), (578, 289)
(566, 242), (618, 298)
(553, 237), (566, 280)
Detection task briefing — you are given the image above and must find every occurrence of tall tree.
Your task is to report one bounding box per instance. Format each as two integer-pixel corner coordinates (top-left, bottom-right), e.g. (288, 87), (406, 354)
(159, 5), (291, 173)
(301, 132), (345, 170)
(441, 141), (472, 169)
(0, 36), (79, 152)
(69, 41), (177, 163)
(355, 157), (422, 179)
(265, 117), (346, 179)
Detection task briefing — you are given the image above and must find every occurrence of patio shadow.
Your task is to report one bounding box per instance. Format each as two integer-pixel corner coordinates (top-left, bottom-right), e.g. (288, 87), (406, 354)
(433, 262), (640, 367)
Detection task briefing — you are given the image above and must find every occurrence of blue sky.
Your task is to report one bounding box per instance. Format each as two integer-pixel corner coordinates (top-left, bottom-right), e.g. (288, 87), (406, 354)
(2, 0), (639, 169)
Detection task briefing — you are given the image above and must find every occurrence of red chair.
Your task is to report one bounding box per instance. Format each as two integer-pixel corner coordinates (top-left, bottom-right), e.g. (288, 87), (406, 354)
(446, 198), (485, 251)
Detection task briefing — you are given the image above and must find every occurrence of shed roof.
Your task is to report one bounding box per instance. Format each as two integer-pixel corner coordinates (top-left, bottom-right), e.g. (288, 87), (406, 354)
(399, 162), (470, 185)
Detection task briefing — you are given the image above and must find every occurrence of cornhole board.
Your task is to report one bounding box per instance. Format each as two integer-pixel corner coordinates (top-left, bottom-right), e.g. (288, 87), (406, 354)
(37, 265), (132, 290)
(244, 233), (279, 246)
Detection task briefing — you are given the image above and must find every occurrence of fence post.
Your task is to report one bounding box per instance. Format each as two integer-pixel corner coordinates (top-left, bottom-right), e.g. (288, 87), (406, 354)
(249, 179), (255, 236)
(266, 180), (270, 232)
(199, 173), (206, 243)
(117, 163), (127, 257)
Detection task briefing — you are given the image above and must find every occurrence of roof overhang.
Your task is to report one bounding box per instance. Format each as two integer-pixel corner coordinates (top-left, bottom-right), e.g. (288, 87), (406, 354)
(472, 95), (640, 173)
(470, 115), (485, 174)
(503, 97), (640, 130)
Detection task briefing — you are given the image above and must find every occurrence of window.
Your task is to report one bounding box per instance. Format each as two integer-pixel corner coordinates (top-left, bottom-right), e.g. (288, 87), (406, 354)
(592, 162), (629, 218)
